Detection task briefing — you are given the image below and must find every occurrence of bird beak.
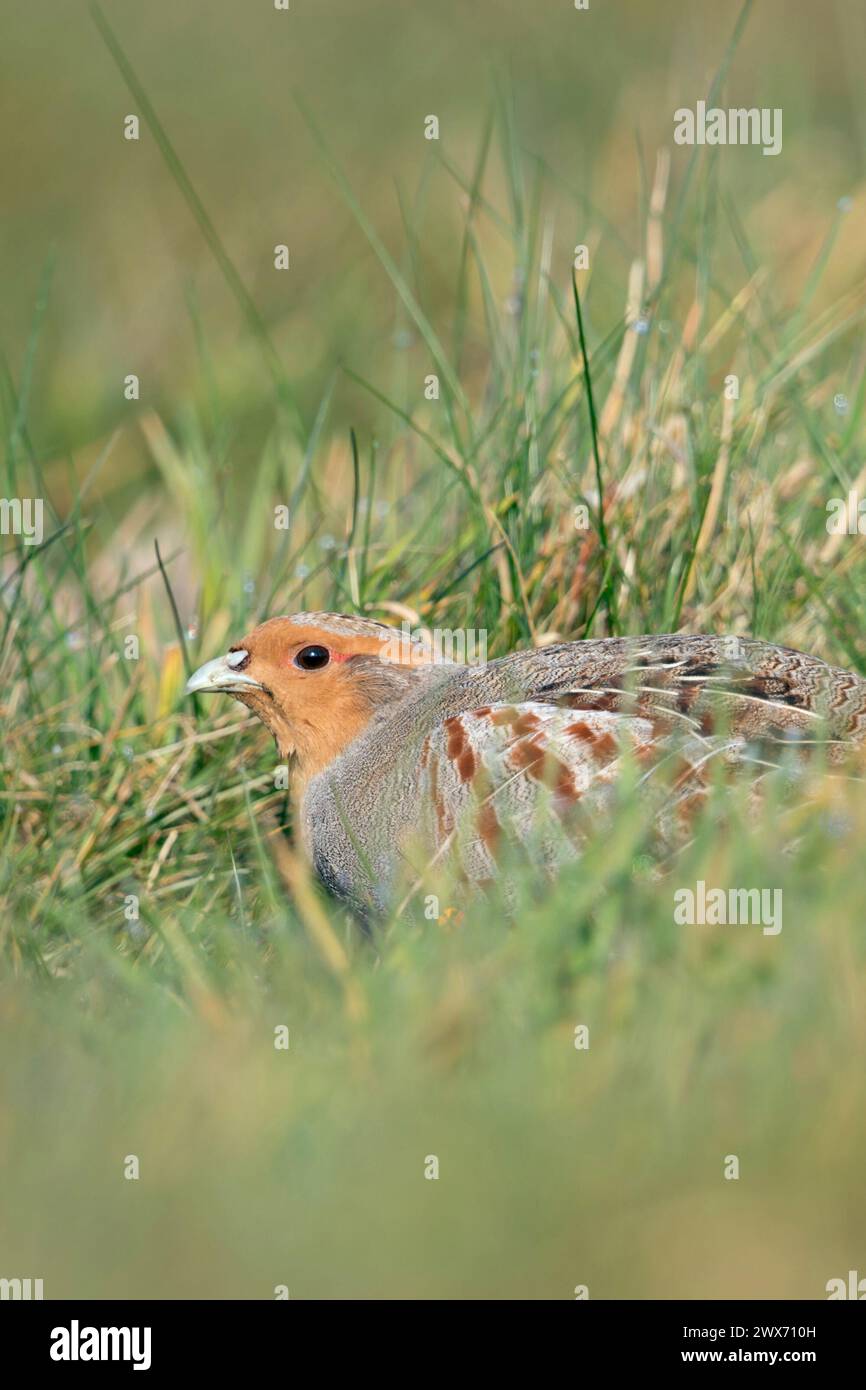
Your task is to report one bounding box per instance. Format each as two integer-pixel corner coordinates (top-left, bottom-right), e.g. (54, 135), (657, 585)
(185, 654), (265, 696)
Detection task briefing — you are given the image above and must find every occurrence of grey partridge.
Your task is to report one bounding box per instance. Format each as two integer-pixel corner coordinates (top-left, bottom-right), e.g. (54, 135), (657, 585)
(186, 614), (866, 914)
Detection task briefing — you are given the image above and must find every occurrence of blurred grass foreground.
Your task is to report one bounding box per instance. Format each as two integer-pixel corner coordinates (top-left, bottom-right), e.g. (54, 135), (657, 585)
(2, 0), (866, 1298)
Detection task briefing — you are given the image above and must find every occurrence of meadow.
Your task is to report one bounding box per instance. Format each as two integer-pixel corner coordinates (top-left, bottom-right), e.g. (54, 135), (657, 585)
(1, 0), (865, 1298)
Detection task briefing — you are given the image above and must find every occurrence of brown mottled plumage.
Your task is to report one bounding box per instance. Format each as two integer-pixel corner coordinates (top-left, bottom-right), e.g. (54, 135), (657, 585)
(187, 614), (866, 913)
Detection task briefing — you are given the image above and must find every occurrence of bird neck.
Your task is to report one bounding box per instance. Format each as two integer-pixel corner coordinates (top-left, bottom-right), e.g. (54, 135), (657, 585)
(247, 659), (441, 785)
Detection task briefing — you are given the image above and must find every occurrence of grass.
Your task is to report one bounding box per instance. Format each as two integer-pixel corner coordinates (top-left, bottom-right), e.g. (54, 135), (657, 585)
(2, 6), (866, 1298)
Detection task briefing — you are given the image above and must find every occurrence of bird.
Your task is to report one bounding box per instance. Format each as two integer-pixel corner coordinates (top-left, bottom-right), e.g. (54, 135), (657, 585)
(186, 613), (866, 915)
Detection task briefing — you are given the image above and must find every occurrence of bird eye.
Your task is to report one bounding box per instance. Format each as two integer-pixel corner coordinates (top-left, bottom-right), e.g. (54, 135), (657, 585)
(294, 644), (331, 671)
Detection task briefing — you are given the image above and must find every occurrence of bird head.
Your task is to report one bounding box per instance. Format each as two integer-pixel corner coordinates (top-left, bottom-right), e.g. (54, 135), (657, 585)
(186, 612), (437, 778)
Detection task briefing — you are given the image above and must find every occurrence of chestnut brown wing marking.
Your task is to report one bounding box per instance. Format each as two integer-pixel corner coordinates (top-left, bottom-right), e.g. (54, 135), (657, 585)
(417, 702), (662, 880)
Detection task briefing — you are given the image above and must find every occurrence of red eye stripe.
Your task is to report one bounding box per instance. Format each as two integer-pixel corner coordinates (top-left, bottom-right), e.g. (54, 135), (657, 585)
(329, 650), (351, 663)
